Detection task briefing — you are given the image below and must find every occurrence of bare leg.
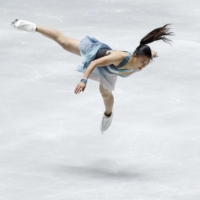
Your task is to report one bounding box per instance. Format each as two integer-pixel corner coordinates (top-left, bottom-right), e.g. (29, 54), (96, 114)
(99, 84), (114, 116)
(36, 26), (81, 56)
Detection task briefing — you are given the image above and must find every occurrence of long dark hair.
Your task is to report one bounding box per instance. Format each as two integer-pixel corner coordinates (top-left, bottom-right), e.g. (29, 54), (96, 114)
(134, 24), (174, 59)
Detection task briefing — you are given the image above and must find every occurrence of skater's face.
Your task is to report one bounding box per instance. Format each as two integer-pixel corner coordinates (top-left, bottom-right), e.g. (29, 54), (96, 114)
(134, 54), (150, 71)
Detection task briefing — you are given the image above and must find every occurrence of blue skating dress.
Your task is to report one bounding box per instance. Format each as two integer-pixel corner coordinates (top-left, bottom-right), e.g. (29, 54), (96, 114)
(77, 36), (136, 91)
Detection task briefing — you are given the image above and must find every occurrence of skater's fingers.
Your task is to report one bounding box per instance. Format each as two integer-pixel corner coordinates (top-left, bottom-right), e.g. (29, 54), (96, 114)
(78, 87), (81, 93)
(77, 88), (82, 94)
(81, 85), (85, 92)
(154, 52), (158, 58)
(74, 82), (86, 94)
(152, 50), (158, 58)
(75, 87), (82, 94)
(74, 85), (80, 94)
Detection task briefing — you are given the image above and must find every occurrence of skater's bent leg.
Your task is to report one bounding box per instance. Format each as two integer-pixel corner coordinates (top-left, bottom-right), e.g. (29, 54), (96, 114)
(99, 84), (114, 116)
(36, 26), (81, 56)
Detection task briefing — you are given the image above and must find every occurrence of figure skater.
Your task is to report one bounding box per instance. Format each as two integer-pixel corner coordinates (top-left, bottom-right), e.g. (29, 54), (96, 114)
(11, 19), (173, 133)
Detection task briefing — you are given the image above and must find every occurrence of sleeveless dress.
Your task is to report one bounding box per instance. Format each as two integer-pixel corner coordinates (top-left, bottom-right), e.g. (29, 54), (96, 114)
(76, 36), (137, 91)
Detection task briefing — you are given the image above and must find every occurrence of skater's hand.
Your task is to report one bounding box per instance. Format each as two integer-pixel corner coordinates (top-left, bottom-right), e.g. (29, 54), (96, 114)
(151, 50), (158, 58)
(74, 82), (86, 94)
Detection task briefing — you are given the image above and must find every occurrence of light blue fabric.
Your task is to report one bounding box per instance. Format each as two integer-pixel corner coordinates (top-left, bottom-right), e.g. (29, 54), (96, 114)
(76, 36), (136, 91)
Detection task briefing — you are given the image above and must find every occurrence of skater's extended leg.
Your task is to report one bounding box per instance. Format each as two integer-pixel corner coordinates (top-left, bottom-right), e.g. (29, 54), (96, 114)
(12, 19), (81, 56)
(36, 26), (81, 56)
(99, 84), (114, 116)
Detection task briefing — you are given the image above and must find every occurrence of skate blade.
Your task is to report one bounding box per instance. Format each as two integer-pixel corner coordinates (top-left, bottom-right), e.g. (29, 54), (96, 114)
(11, 19), (18, 26)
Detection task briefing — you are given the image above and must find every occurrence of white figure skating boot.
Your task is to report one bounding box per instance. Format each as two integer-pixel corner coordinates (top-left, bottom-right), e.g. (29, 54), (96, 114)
(11, 19), (37, 33)
(100, 111), (113, 133)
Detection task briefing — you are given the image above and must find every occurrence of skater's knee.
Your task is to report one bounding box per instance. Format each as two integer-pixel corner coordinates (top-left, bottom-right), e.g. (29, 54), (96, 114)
(56, 36), (80, 55)
(99, 86), (112, 99)
(101, 93), (113, 102)
(57, 37), (70, 48)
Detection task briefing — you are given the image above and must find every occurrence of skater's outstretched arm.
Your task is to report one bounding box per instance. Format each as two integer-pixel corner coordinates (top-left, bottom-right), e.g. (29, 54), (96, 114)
(74, 52), (124, 94)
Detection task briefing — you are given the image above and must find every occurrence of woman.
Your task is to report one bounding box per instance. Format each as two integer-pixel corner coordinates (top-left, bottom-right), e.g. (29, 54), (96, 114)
(11, 19), (173, 133)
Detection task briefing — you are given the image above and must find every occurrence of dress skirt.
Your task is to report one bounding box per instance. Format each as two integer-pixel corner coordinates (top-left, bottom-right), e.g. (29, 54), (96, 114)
(76, 36), (117, 92)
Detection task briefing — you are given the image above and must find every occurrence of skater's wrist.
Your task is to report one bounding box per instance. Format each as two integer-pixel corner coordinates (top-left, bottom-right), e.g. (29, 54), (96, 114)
(80, 78), (88, 84)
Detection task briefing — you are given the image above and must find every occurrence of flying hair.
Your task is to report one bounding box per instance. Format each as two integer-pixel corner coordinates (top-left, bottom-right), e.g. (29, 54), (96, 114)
(134, 24), (174, 59)
(140, 24), (174, 45)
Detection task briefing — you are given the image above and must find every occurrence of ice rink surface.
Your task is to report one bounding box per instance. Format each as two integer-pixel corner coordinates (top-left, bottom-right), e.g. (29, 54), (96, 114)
(0, 0), (200, 199)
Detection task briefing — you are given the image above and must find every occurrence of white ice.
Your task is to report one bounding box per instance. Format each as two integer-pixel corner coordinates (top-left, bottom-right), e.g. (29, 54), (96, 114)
(0, 0), (200, 199)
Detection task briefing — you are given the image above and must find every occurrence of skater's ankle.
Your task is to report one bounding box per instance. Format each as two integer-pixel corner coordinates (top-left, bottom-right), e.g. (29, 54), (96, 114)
(105, 111), (112, 117)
